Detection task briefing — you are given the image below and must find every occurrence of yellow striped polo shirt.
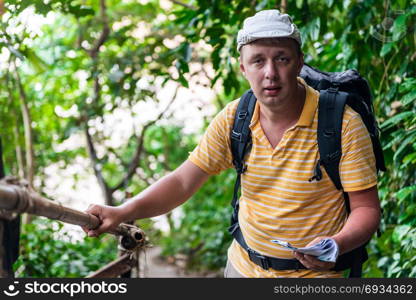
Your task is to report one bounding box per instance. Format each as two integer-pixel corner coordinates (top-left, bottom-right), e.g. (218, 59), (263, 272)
(188, 78), (377, 278)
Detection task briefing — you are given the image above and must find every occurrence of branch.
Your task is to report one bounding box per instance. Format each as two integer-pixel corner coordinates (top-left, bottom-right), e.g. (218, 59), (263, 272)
(84, 121), (112, 204)
(280, 0), (287, 13)
(107, 147), (129, 169)
(88, 0), (110, 105)
(0, 0), (4, 16)
(110, 85), (180, 192)
(5, 69), (25, 178)
(89, 0), (110, 59)
(80, 0), (113, 204)
(377, 51), (398, 99)
(135, 167), (152, 186)
(13, 60), (35, 188)
(170, 0), (196, 10)
(200, 65), (213, 82)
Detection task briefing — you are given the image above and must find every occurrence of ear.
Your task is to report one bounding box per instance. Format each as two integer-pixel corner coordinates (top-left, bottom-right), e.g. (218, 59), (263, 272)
(297, 52), (304, 75)
(239, 58), (246, 77)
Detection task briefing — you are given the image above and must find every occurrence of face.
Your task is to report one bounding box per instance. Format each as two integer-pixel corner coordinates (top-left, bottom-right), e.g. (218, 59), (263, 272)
(239, 38), (304, 109)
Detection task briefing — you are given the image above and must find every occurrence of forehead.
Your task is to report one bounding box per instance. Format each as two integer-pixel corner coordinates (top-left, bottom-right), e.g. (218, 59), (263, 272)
(241, 38), (298, 57)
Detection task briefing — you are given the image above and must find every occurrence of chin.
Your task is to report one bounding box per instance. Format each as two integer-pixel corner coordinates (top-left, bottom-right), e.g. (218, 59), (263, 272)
(258, 97), (283, 107)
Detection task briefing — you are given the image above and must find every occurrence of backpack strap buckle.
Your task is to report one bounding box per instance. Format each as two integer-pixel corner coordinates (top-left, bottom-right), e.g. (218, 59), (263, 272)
(237, 111), (248, 119)
(328, 82), (340, 93)
(247, 248), (270, 270)
(231, 130), (242, 142)
(233, 160), (247, 174)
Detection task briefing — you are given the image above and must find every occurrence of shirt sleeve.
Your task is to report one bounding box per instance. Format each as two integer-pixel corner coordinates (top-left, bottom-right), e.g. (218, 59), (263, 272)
(188, 101), (236, 175)
(339, 108), (378, 192)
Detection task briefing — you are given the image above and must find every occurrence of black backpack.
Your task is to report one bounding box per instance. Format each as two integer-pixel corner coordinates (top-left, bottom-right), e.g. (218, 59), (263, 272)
(229, 63), (385, 277)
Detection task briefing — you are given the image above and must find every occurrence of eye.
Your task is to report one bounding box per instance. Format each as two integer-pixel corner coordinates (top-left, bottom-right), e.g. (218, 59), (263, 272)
(253, 58), (263, 64)
(277, 57), (289, 62)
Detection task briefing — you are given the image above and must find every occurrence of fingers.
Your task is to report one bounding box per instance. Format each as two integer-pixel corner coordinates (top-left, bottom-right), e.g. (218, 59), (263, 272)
(83, 204), (106, 238)
(86, 204), (103, 218)
(293, 252), (335, 271)
(83, 204), (123, 238)
(87, 219), (112, 237)
(304, 236), (326, 247)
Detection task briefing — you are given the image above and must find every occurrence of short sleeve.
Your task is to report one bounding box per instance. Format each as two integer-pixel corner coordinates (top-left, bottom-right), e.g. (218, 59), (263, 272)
(339, 108), (378, 192)
(188, 101), (237, 175)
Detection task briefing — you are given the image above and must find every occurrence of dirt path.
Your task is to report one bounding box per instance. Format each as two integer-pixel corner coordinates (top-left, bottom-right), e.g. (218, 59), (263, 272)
(138, 246), (221, 278)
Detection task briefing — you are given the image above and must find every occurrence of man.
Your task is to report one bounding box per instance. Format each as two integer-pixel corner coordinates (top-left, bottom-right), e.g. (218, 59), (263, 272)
(84, 10), (380, 278)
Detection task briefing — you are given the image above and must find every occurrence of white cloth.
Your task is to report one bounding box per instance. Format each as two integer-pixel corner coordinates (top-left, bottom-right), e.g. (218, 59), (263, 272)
(237, 9), (302, 51)
(270, 238), (339, 263)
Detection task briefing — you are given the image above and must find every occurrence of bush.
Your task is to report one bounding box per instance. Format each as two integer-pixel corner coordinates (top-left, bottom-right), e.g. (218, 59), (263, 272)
(159, 169), (235, 271)
(13, 218), (118, 277)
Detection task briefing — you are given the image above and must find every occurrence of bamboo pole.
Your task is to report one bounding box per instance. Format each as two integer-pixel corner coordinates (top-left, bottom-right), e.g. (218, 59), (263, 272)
(86, 253), (136, 278)
(0, 183), (145, 250)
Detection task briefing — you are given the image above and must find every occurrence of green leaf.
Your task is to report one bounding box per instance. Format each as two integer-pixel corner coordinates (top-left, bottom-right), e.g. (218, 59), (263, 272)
(393, 253), (401, 261)
(326, 0), (334, 7)
(178, 72), (189, 88)
(392, 225), (411, 243)
(396, 185), (416, 204)
(67, 4), (95, 17)
(393, 132), (416, 162)
(392, 14), (408, 41)
(7, 45), (25, 60)
(183, 43), (192, 62)
(380, 111), (413, 129)
(401, 90), (416, 106)
(24, 48), (48, 73)
(309, 17), (321, 41)
(380, 42), (394, 57)
(403, 152), (416, 165)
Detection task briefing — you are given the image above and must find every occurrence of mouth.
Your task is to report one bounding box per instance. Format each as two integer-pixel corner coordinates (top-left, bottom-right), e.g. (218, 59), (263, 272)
(263, 87), (282, 95)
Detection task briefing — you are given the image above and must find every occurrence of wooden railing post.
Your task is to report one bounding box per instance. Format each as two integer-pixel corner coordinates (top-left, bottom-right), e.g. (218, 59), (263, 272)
(0, 137), (21, 278)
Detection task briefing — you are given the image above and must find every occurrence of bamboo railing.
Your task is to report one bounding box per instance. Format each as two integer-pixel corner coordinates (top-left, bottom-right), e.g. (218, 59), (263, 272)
(0, 180), (147, 278)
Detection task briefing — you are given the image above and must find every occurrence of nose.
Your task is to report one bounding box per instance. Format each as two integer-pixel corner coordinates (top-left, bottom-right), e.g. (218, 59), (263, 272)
(264, 60), (278, 80)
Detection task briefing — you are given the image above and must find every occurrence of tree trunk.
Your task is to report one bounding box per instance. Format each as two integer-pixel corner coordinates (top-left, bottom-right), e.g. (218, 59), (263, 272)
(14, 65), (36, 224)
(14, 68), (35, 189)
(84, 125), (114, 206)
(13, 124), (25, 179)
(280, 0), (287, 12)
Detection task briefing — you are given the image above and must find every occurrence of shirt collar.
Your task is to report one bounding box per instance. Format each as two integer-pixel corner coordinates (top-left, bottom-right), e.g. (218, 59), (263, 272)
(296, 77), (319, 127)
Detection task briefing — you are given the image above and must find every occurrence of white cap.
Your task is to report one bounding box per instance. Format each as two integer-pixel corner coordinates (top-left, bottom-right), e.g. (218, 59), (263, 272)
(237, 10), (302, 52)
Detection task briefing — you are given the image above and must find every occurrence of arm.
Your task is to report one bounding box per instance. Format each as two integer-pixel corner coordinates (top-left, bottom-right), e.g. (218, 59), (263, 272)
(85, 102), (233, 237)
(332, 186), (380, 254)
(85, 160), (210, 236)
(294, 186), (380, 270)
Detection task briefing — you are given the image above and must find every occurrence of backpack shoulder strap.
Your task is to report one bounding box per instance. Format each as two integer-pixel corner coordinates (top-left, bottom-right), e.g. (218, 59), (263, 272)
(230, 89), (256, 175)
(317, 88), (373, 278)
(229, 89), (256, 233)
(314, 86), (348, 191)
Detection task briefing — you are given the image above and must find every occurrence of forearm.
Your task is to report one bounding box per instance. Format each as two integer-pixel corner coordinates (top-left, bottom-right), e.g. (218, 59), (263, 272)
(118, 172), (193, 221)
(117, 161), (208, 222)
(332, 206), (380, 255)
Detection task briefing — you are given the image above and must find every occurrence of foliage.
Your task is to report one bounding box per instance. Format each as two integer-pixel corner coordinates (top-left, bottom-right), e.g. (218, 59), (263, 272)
(1, 0), (415, 277)
(14, 218), (118, 277)
(159, 169), (235, 271)
(365, 225), (416, 277)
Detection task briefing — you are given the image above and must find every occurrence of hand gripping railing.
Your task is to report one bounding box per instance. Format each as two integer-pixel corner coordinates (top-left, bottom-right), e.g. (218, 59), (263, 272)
(0, 180), (145, 251)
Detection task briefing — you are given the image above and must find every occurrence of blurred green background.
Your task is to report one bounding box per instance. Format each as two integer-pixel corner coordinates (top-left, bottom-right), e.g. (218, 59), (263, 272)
(0, 0), (415, 277)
